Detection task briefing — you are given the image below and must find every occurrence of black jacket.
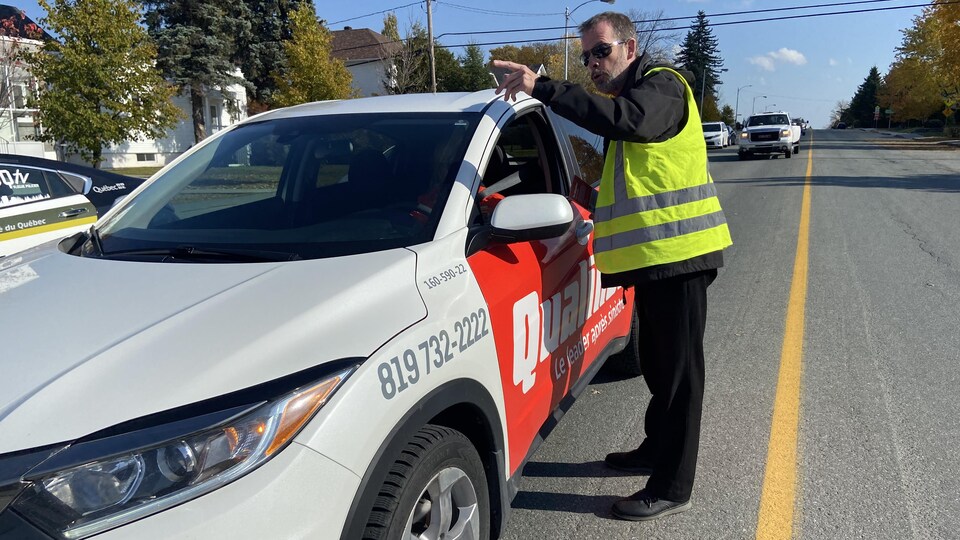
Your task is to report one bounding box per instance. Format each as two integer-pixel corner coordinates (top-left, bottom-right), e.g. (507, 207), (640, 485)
(531, 54), (723, 285)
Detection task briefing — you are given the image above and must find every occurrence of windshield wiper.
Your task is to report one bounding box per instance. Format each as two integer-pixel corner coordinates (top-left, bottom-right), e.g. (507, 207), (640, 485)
(100, 246), (302, 262)
(84, 225), (104, 257)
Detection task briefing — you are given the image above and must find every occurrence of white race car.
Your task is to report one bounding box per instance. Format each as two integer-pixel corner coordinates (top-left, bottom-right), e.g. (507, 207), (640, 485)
(0, 90), (638, 539)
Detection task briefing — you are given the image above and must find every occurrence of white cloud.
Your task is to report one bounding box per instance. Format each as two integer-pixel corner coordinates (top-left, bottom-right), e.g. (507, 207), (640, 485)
(749, 48), (808, 72)
(749, 56), (776, 71)
(769, 48), (807, 66)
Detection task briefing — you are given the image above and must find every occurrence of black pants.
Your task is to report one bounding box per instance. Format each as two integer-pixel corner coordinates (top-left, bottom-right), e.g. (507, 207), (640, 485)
(633, 269), (716, 502)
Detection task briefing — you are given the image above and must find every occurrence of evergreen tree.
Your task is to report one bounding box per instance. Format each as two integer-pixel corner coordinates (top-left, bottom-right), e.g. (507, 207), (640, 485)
(271, 3), (352, 106)
(674, 10), (724, 113)
(238, 0), (312, 110)
(846, 66), (882, 127)
(144, 0), (252, 143)
(719, 104), (735, 126)
(454, 44), (493, 91)
(24, 0), (182, 166)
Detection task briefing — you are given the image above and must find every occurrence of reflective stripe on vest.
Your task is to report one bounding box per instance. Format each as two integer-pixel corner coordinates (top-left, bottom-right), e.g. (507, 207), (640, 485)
(592, 66), (732, 274)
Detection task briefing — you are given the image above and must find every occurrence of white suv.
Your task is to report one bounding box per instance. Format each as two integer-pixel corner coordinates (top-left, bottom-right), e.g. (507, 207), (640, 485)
(702, 121), (729, 148)
(0, 91), (639, 539)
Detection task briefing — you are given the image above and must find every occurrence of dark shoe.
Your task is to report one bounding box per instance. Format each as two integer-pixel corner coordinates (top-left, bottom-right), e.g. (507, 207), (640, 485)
(604, 448), (654, 474)
(611, 490), (691, 521)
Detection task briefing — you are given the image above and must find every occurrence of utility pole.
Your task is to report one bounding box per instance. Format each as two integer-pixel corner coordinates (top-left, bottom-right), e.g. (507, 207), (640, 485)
(427, 0), (436, 93)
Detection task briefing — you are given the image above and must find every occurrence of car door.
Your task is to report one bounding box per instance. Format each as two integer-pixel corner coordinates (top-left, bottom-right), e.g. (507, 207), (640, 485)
(466, 107), (631, 475)
(0, 163), (97, 256)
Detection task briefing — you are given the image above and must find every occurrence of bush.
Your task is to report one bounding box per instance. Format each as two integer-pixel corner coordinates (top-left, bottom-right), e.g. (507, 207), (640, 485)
(944, 125), (960, 138)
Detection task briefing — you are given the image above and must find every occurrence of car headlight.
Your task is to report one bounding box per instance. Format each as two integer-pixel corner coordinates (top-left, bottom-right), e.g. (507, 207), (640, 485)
(781, 129), (791, 137)
(11, 364), (357, 539)
(740, 132), (748, 139)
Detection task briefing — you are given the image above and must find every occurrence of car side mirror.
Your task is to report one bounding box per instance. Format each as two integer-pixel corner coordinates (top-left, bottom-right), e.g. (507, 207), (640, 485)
(467, 194), (575, 255)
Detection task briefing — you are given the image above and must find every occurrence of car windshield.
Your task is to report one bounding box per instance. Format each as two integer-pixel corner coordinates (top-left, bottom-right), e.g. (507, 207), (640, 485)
(93, 112), (480, 261)
(702, 123), (722, 132)
(748, 115), (789, 126)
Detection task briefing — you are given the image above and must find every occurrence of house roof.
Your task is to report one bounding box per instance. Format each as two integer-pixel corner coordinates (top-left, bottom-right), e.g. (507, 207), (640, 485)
(330, 27), (402, 62)
(0, 5), (53, 41)
(489, 64), (547, 86)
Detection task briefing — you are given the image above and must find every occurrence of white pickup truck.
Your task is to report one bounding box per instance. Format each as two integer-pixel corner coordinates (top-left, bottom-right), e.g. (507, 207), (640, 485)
(737, 111), (801, 160)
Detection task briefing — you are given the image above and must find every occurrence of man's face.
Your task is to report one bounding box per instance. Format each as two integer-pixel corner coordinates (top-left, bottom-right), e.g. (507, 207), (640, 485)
(581, 21), (634, 95)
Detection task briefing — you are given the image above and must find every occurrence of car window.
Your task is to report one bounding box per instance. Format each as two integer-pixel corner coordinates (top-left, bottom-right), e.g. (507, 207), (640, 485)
(94, 113), (481, 261)
(702, 123), (721, 132)
(551, 114), (603, 185)
(0, 165), (52, 208)
(475, 112), (566, 224)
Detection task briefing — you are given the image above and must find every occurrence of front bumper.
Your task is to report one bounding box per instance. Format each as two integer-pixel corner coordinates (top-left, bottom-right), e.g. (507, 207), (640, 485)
(738, 141), (790, 154)
(2, 443), (360, 539)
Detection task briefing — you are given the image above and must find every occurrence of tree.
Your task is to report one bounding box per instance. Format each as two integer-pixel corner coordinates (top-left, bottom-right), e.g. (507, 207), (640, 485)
(847, 66), (881, 127)
(382, 20), (457, 94)
(930, 0), (960, 110)
(830, 99), (849, 127)
(488, 42), (578, 86)
(22, 0), (182, 166)
(145, 0), (252, 143)
(237, 0), (312, 110)
(879, 58), (941, 125)
(628, 8), (681, 63)
(448, 43), (492, 92)
(674, 11), (724, 113)
(700, 95), (719, 121)
(271, 3), (352, 106)
(719, 104), (735, 126)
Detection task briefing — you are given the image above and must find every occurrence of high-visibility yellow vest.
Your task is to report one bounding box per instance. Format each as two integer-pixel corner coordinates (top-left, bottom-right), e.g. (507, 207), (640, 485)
(593, 66), (733, 274)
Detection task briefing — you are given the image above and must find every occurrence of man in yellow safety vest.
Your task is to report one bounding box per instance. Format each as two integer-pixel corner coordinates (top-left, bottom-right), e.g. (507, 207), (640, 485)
(494, 10), (732, 522)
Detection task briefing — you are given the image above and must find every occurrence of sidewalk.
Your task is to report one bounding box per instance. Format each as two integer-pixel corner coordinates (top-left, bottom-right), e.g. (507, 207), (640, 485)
(862, 128), (960, 147)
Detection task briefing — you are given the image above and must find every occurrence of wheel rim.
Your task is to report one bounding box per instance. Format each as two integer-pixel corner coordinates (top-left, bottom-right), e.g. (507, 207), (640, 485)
(403, 466), (480, 540)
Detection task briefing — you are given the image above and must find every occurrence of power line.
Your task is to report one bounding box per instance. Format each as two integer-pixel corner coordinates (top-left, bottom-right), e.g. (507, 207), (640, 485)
(329, 0), (948, 55)
(327, 1), (423, 27)
(439, 3), (563, 17)
(444, 1), (944, 49)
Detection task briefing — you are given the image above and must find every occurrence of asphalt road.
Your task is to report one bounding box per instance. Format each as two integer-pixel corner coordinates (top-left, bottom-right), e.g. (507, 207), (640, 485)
(499, 129), (960, 540)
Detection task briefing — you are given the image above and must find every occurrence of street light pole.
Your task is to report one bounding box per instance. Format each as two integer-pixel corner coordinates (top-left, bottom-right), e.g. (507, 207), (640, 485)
(734, 84), (752, 127)
(752, 95), (767, 115)
(564, 0), (615, 80)
(700, 67), (727, 113)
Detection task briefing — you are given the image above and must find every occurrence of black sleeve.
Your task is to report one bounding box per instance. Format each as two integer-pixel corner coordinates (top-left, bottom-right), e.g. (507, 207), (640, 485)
(531, 69), (687, 144)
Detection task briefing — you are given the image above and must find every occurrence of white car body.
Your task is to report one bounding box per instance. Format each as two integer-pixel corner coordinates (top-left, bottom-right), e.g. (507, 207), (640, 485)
(0, 91), (636, 539)
(702, 121), (729, 148)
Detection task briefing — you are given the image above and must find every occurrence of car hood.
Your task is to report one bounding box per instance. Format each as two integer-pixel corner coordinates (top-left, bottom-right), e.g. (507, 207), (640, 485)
(0, 248), (425, 453)
(745, 125), (786, 132)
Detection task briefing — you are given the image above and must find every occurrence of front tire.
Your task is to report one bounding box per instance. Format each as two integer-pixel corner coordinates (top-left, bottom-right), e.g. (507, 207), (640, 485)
(784, 149), (792, 159)
(363, 425), (490, 540)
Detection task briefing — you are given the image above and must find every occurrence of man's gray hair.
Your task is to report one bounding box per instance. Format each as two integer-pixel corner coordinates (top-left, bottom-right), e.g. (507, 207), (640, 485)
(579, 12), (637, 42)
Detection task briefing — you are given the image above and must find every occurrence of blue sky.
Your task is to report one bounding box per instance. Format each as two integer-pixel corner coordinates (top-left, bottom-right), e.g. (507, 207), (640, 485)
(15, 0), (926, 127)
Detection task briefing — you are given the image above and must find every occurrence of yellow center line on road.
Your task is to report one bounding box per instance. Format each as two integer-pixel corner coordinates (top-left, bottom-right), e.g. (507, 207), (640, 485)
(755, 133), (814, 540)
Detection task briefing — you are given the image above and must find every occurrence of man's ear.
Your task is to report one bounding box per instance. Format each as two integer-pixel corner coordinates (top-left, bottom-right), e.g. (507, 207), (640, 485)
(626, 38), (638, 60)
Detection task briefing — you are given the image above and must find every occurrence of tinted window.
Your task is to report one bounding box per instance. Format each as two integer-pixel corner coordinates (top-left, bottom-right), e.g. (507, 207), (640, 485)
(95, 113), (481, 261)
(0, 165), (50, 208)
(702, 123), (722, 132)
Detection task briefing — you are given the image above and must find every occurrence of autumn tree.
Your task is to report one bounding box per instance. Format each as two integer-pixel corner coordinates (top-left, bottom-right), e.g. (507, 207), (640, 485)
(23, 0), (182, 166)
(237, 0), (313, 110)
(271, 3), (352, 106)
(145, 0), (252, 143)
(930, 0), (960, 110)
(674, 11), (724, 113)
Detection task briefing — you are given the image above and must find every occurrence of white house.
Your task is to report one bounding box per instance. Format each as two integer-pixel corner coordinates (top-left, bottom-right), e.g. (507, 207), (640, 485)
(330, 27), (402, 97)
(0, 4), (247, 169)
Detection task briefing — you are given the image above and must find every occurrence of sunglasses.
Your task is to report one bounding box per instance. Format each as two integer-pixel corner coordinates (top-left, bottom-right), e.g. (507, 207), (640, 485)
(580, 40), (626, 67)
